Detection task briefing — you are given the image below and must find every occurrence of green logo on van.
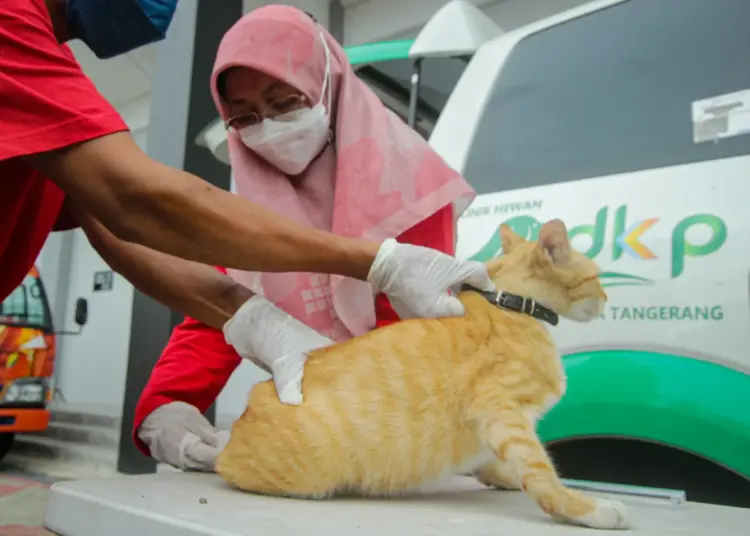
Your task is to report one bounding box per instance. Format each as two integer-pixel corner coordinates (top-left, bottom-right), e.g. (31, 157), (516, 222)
(671, 214), (728, 278)
(469, 206), (727, 287)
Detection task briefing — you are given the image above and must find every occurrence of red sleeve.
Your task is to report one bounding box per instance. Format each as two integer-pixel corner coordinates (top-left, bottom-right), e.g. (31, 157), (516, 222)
(0, 0), (128, 162)
(375, 204), (456, 328)
(52, 200), (79, 232)
(132, 266), (242, 457)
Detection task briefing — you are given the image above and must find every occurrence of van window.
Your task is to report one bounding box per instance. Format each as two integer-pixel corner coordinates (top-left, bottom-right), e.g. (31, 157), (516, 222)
(0, 275), (52, 330)
(463, 0), (750, 195)
(404, 56), (467, 115)
(355, 56), (467, 138)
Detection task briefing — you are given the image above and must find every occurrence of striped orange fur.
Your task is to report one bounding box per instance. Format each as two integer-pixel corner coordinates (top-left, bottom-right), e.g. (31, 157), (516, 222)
(216, 219), (629, 530)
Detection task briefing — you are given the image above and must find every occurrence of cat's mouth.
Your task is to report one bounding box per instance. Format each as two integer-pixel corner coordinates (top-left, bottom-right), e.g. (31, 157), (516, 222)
(566, 297), (606, 322)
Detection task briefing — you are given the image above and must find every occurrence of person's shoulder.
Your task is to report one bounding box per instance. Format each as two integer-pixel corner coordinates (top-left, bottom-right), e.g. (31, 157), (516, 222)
(0, 0), (83, 91)
(0, 0), (43, 16)
(0, 0), (128, 162)
(0, 0), (56, 38)
(0, 0), (78, 67)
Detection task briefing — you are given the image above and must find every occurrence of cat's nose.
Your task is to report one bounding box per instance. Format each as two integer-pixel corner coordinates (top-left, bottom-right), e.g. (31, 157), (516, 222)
(568, 297), (605, 322)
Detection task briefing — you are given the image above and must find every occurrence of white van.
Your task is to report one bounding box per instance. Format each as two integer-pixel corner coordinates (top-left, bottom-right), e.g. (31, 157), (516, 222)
(197, 0), (750, 511)
(413, 0), (750, 508)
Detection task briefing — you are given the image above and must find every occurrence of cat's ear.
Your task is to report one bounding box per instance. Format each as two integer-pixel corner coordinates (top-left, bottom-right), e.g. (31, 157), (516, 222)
(537, 219), (571, 265)
(500, 224), (526, 254)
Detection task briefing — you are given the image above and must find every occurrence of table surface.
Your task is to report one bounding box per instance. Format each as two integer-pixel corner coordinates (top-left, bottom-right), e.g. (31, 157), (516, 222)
(44, 473), (750, 536)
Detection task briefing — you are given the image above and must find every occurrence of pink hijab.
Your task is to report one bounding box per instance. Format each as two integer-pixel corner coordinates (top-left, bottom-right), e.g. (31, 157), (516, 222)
(211, 5), (475, 341)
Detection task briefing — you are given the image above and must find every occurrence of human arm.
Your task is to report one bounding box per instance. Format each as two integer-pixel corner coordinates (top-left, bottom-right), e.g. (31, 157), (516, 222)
(78, 205), (331, 407)
(375, 205), (455, 328)
(133, 296), (241, 464)
(38, 134), (490, 320)
(31, 131), (382, 279)
(132, 289), (335, 472)
(29, 132), (380, 280)
(72, 201), (330, 410)
(2, 2), (376, 280)
(73, 203), (253, 330)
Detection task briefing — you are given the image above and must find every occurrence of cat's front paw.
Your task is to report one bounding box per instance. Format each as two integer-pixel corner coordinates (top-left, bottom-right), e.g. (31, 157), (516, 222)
(569, 498), (630, 530)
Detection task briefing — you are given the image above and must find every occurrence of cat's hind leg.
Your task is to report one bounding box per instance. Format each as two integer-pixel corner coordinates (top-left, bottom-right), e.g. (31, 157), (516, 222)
(475, 404), (629, 530)
(473, 460), (522, 490)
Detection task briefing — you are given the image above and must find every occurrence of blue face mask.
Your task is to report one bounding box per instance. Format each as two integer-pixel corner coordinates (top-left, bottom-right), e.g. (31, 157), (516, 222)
(65, 0), (178, 59)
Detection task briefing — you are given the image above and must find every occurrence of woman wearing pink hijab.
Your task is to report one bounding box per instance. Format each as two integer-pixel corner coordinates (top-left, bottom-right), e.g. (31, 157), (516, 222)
(132, 5), (481, 472)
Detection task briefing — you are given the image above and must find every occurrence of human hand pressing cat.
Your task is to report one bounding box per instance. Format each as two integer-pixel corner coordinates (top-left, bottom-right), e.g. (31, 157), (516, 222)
(222, 240), (495, 407)
(367, 238), (496, 319)
(139, 402), (230, 472)
(223, 295), (334, 405)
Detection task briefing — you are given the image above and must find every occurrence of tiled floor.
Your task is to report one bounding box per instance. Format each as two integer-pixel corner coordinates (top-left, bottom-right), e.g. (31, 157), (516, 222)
(1, 525), (54, 535)
(0, 455), (119, 535)
(0, 473), (54, 535)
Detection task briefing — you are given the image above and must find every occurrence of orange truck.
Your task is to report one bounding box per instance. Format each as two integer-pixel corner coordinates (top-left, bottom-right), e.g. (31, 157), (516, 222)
(0, 266), (87, 460)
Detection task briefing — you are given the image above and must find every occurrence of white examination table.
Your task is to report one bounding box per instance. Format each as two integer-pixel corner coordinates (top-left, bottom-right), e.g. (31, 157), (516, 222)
(44, 473), (750, 535)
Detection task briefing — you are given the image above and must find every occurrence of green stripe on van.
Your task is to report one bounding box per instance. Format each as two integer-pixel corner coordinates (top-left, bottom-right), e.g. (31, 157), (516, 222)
(344, 39), (413, 66)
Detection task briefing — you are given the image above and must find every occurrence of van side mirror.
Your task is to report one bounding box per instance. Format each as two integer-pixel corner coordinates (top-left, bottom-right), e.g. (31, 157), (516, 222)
(55, 298), (89, 336)
(74, 298), (88, 327)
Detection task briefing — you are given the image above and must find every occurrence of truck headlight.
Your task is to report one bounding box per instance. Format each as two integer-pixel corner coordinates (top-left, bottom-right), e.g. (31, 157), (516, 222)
(2, 378), (47, 404)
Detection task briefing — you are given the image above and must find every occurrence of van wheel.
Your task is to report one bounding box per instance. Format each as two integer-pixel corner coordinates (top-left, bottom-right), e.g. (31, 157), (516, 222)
(0, 433), (14, 462)
(547, 437), (750, 509)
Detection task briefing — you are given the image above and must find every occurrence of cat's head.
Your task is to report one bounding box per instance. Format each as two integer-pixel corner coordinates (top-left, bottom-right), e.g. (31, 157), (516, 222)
(485, 219), (607, 322)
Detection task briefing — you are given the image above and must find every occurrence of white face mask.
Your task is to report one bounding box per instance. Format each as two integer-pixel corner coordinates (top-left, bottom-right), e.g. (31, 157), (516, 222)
(238, 33), (332, 176)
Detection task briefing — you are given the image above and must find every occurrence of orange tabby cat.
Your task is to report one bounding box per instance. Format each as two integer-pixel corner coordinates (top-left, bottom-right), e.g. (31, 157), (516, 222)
(217, 219), (628, 530)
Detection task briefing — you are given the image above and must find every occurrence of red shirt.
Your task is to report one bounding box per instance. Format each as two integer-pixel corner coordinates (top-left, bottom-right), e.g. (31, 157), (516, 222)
(132, 205), (456, 456)
(0, 0), (128, 300)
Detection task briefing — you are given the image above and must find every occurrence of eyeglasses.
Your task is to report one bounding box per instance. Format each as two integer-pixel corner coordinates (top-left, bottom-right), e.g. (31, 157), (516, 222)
(225, 94), (308, 130)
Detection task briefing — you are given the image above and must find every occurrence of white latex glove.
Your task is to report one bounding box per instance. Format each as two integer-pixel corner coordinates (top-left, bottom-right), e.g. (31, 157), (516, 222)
(223, 296), (333, 406)
(367, 238), (496, 319)
(138, 402), (227, 472)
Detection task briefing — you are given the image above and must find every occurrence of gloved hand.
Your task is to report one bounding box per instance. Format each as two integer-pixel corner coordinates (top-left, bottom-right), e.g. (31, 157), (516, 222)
(367, 239), (496, 319)
(223, 296), (333, 406)
(138, 402), (230, 472)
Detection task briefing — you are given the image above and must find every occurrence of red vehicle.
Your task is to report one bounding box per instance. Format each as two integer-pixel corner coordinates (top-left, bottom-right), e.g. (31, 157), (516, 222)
(0, 266), (87, 460)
